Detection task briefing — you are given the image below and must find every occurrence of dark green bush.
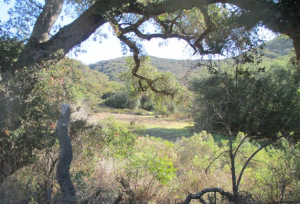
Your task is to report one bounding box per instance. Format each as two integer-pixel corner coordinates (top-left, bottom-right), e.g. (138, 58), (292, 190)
(190, 57), (300, 139)
(104, 91), (140, 109)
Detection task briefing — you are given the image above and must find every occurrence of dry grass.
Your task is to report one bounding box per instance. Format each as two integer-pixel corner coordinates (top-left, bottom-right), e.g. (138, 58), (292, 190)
(89, 112), (191, 128)
(88, 112), (195, 141)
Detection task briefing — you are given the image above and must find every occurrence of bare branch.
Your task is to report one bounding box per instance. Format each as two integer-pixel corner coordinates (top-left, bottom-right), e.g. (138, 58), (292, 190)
(205, 150), (228, 174)
(236, 136), (285, 188)
(109, 11), (219, 56)
(233, 135), (250, 158)
(122, 35), (176, 97)
(229, 135), (238, 198)
(177, 187), (235, 204)
(110, 19), (178, 97)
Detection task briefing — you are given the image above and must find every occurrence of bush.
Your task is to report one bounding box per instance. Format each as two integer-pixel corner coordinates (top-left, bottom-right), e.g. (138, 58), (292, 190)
(104, 90), (140, 110)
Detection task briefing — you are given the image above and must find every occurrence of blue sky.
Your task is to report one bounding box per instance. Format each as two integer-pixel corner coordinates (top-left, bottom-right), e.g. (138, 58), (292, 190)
(0, 0), (194, 64)
(68, 23), (194, 65)
(0, 0), (275, 65)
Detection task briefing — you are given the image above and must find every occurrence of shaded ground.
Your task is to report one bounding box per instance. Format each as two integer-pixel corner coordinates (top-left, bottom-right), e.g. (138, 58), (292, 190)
(88, 112), (194, 141)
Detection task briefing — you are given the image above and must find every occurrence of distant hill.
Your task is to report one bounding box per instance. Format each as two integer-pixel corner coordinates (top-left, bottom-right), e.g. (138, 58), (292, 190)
(89, 37), (294, 81)
(264, 37), (293, 58)
(89, 56), (194, 81)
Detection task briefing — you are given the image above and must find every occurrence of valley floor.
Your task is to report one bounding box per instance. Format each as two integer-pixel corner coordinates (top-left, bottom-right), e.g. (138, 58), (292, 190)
(88, 112), (194, 141)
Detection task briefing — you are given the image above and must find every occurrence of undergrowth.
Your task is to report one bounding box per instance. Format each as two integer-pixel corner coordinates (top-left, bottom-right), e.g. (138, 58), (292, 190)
(1, 119), (299, 204)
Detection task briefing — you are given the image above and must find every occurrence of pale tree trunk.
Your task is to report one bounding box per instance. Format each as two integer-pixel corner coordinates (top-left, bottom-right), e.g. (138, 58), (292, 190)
(13, 0), (122, 71)
(56, 104), (76, 204)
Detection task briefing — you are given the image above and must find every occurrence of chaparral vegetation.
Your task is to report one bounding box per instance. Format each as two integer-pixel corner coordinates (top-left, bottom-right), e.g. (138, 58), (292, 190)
(1, 0), (300, 203)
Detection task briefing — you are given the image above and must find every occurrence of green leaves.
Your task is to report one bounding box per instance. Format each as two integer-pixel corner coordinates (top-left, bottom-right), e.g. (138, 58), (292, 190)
(125, 153), (176, 184)
(190, 54), (300, 139)
(119, 56), (191, 115)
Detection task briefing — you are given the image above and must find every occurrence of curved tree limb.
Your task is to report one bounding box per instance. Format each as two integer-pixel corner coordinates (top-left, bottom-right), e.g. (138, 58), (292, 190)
(236, 136), (284, 188)
(128, 0), (300, 60)
(233, 135), (250, 159)
(14, 0), (127, 70)
(12, 0), (300, 73)
(177, 188), (235, 204)
(109, 9), (219, 56)
(205, 150), (228, 174)
(114, 29), (177, 97)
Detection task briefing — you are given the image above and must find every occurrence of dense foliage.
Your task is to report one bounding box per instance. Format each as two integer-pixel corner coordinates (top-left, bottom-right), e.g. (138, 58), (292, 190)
(190, 52), (300, 139)
(60, 59), (120, 111)
(0, 53), (116, 183)
(0, 60), (73, 183)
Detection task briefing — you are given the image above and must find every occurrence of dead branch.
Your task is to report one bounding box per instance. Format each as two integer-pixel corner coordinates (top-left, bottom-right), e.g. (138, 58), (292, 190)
(177, 187), (235, 204)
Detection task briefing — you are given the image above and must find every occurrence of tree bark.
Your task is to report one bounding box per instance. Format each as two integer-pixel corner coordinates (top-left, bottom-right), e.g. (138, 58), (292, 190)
(293, 36), (300, 61)
(229, 136), (238, 201)
(30, 0), (65, 43)
(14, 1), (108, 70)
(56, 104), (76, 204)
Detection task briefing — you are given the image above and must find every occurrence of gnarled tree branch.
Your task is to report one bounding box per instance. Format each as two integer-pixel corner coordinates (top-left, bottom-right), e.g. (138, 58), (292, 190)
(177, 187), (235, 204)
(14, 0), (129, 70)
(119, 34), (176, 97)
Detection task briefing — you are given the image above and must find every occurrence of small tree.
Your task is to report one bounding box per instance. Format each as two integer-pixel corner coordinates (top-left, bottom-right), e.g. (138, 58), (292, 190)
(178, 133), (284, 204)
(190, 53), (300, 139)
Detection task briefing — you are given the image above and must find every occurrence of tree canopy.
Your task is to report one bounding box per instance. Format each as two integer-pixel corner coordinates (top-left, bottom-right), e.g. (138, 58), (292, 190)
(1, 0), (300, 77)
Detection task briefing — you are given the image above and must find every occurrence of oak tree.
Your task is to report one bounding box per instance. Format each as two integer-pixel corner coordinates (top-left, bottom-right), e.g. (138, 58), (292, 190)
(1, 0), (299, 74)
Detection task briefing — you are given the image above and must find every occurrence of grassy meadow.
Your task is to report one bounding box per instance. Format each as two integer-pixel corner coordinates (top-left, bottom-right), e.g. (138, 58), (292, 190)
(89, 112), (194, 141)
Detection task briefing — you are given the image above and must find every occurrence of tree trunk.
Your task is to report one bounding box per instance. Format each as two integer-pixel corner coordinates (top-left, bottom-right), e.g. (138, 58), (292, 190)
(293, 36), (300, 61)
(56, 104), (76, 204)
(229, 135), (239, 202)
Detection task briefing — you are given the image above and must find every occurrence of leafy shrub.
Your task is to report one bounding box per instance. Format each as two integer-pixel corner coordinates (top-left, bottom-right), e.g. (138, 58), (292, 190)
(140, 94), (155, 111)
(252, 139), (300, 202)
(0, 60), (77, 185)
(104, 90), (140, 110)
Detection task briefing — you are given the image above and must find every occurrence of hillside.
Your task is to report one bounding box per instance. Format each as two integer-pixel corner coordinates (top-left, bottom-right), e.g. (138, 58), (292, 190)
(89, 37), (293, 81)
(89, 56), (195, 81)
(264, 37), (293, 58)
